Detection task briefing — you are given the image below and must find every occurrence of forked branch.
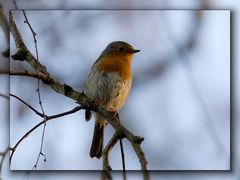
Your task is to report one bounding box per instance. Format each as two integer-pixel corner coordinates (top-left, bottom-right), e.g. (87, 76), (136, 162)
(9, 11), (148, 176)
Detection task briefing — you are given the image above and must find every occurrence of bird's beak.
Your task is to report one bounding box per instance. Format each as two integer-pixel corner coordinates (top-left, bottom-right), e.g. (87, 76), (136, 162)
(132, 49), (140, 53)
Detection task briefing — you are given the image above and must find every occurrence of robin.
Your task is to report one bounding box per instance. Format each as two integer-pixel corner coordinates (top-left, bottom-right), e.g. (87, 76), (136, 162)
(85, 41), (140, 158)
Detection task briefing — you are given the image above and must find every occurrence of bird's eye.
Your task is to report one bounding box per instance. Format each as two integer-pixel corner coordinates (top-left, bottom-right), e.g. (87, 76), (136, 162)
(118, 47), (124, 52)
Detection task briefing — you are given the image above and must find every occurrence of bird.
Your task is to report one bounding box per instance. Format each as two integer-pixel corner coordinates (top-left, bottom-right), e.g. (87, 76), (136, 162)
(85, 41), (140, 158)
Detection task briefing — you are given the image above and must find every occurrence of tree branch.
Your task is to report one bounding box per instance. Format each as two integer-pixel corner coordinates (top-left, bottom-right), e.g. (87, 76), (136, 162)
(10, 94), (44, 117)
(21, 10), (47, 170)
(119, 139), (125, 171)
(0, 93), (9, 100)
(0, 4), (9, 57)
(10, 70), (54, 83)
(10, 11), (148, 171)
(10, 93), (84, 165)
(102, 131), (119, 170)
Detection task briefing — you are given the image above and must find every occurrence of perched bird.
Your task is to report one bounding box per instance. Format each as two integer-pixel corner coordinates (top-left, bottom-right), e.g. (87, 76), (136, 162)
(85, 41), (140, 158)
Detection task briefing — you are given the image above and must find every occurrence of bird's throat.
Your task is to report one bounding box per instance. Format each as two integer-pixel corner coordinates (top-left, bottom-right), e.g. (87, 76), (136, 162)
(97, 55), (132, 80)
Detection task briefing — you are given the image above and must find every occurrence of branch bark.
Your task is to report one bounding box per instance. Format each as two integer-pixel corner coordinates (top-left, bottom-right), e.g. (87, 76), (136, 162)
(9, 11), (148, 172)
(10, 70), (54, 83)
(0, 4), (9, 57)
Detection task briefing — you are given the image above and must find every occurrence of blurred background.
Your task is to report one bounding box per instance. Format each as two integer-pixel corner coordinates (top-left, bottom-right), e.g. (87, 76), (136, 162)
(9, 9), (230, 170)
(0, 0), (238, 179)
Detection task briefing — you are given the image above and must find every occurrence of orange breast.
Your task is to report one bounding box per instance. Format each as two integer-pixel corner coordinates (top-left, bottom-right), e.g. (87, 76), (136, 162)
(97, 54), (132, 80)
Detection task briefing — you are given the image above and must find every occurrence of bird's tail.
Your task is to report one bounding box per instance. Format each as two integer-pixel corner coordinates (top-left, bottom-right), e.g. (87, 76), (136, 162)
(90, 121), (104, 158)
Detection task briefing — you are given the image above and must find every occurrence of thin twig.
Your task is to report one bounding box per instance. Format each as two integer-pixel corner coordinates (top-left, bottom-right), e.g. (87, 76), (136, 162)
(33, 83), (46, 170)
(10, 105), (84, 165)
(33, 120), (47, 170)
(119, 139), (125, 171)
(10, 94), (44, 117)
(22, 10), (47, 169)
(11, 93), (84, 120)
(10, 11), (148, 170)
(0, 93), (9, 100)
(120, 139), (126, 180)
(10, 93), (84, 165)
(102, 131), (119, 170)
(10, 93), (84, 120)
(101, 132), (120, 180)
(22, 10), (39, 61)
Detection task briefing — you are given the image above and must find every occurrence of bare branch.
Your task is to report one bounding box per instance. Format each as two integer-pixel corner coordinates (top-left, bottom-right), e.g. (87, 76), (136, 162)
(9, 105), (83, 164)
(21, 10), (47, 169)
(102, 131), (119, 170)
(0, 4), (9, 57)
(10, 93), (84, 165)
(33, 121), (47, 170)
(10, 11), (148, 170)
(0, 93), (9, 100)
(119, 139), (126, 171)
(22, 11), (37, 50)
(10, 70), (54, 85)
(10, 12), (27, 52)
(47, 106), (84, 119)
(10, 93), (84, 120)
(10, 94), (44, 117)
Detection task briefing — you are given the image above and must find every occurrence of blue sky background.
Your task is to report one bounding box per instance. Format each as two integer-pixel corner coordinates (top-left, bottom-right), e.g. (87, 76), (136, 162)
(0, 0), (238, 179)
(9, 10), (230, 170)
